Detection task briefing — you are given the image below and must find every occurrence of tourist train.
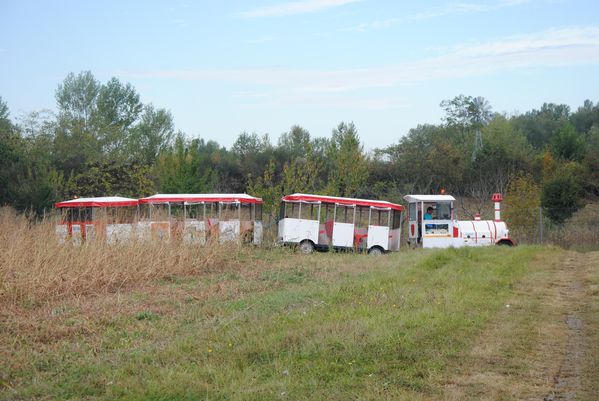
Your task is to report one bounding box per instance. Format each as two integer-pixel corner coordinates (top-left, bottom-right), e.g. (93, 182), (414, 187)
(56, 192), (513, 251)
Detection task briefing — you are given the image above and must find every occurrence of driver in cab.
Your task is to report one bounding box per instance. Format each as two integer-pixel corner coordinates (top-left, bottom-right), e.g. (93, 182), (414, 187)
(424, 206), (434, 220)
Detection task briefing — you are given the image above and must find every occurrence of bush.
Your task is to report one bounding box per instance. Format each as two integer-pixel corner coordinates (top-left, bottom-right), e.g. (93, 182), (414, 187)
(541, 170), (584, 224)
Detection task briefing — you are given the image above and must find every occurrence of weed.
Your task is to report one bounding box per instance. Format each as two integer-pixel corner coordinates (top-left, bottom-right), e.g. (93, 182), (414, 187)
(135, 311), (159, 321)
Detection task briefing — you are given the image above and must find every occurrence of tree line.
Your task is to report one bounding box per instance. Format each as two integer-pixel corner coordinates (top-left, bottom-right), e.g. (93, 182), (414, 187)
(1, 71), (598, 224)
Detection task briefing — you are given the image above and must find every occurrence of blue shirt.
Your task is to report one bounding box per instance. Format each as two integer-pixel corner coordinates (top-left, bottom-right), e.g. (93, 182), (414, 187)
(424, 213), (433, 220)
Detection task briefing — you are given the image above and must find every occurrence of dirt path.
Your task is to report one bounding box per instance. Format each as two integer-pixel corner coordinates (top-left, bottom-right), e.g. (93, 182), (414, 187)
(543, 251), (598, 401)
(440, 249), (599, 401)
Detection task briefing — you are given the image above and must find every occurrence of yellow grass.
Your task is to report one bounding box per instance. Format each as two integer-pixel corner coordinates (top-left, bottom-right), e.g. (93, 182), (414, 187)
(0, 207), (257, 308)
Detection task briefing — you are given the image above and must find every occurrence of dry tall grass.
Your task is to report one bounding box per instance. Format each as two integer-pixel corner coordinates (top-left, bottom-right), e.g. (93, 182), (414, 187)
(0, 207), (257, 308)
(547, 203), (599, 250)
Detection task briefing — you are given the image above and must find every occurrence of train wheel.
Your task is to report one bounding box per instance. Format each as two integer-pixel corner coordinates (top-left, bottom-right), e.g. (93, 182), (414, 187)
(368, 246), (384, 256)
(299, 240), (315, 254)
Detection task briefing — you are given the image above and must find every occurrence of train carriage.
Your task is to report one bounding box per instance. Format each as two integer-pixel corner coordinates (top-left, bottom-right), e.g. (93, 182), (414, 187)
(138, 194), (263, 244)
(55, 196), (139, 244)
(278, 193), (403, 254)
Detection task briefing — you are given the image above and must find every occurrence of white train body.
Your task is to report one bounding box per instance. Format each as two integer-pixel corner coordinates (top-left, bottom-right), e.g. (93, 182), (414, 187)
(277, 193), (403, 254)
(403, 193), (514, 249)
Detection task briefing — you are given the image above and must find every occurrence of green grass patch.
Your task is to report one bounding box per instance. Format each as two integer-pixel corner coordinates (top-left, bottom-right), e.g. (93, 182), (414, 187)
(2, 246), (545, 400)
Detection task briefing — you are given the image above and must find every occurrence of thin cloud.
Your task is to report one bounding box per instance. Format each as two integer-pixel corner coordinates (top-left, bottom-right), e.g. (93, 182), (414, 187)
(170, 18), (189, 28)
(238, 0), (362, 18)
(242, 36), (278, 45)
(119, 26), (599, 96)
(350, 0), (532, 32)
(233, 91), (408, 110)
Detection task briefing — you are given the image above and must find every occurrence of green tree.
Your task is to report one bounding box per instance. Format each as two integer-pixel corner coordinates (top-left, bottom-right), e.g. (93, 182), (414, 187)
(280, 143), (321, 195)
(583, 126), (599, 196)
(325, 122), (368, 197)
(550, 121), (586, 161)
(55, 71), (100, 131)
(154, 135), (224, 194)
(0, 96), (12, 133)
(54, 71), (103, 172)
(67, 160), (154, 198)
(570, 99), (599, 134)
(381, 124), (466, 195)
(465, 115), (533, 210)
(511, 103), (570, 149)
(231, 131), (276, 188)
(94, 77), (143, 158)
(278, 125), (311, 160)
(440, 95), (492, 161)
(440, 95), (492, 134)
(247, 159), (282, 219)
(0, 96), (19, 205)
(541, 163), (585, 224)
(53, 71), (157, 172)
(0, 103), (63, 214)
(128, 104), (175, 165)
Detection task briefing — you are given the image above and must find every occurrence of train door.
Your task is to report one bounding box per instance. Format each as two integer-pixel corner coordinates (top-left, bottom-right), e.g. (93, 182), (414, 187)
(332, 204), (355, 248)
(367, 207), (391, 251)
(251, 203), (264, 245)
(219, 201), (241, 243)
(407, 202), (419, 244)
(183, 202), (206, 245)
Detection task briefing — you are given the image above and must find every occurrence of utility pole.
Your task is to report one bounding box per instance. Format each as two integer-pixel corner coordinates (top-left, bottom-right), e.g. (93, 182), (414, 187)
(539, 207), (543, 243)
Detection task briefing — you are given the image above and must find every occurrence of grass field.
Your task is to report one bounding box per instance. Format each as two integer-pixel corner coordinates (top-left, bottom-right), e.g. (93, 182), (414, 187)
(1, 212), (598, 400)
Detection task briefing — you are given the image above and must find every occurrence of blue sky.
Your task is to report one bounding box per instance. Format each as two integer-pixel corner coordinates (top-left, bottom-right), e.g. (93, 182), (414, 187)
(1, 0), (599, 149)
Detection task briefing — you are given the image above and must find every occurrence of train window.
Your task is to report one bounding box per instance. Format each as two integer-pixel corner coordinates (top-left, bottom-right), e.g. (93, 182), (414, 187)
(138, 204), (151, 220)
(106, 207), (136, 223)
(370, 208), (390, 227)
(205, 202), (218, 219)
(220, 202), (240, 221)
(150, 204), (170, 221)
(282, 202), (300, 219)
(170, 203), (185, 220)
(299, 202), (319, 220)
(335, 205), (355, 224)
(240, 203), (251, 220)
(186, 203), (203, 220)
(320, 203), (334, 223)
(392, 210), (402, 229)
(409, 203), (417, 221)
(435, 203), (451, 220)
(355, 206), (370, 228)
(252, 203), (263, 221)
(291, 202), (300, 218)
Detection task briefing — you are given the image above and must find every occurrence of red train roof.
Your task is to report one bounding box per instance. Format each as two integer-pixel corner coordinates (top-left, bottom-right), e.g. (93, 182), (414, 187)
(281, 193), (403, 211)
(55, 196), (139, 208)
(138, 193), (263, 204)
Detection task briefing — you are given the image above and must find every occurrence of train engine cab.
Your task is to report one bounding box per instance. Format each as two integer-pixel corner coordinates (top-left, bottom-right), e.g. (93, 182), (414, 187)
(277, 193), (403, 254)
(403, 193), (514, 248)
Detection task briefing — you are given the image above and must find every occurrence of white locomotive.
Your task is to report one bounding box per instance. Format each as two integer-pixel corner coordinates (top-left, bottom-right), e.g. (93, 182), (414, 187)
(403, 193), (514, 248)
